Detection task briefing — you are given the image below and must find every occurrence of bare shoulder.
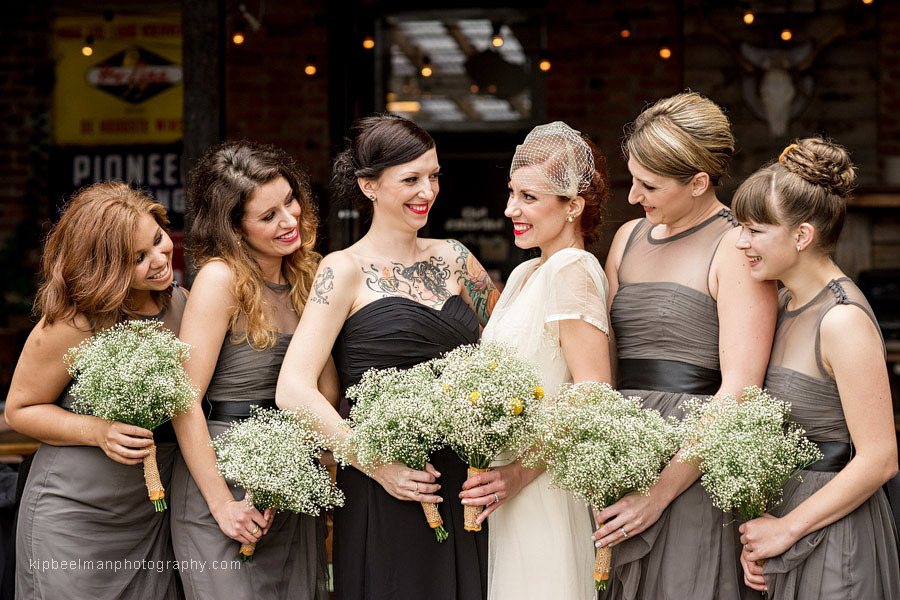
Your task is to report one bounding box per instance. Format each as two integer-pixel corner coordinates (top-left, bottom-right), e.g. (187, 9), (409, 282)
(25, 316), (92, 363)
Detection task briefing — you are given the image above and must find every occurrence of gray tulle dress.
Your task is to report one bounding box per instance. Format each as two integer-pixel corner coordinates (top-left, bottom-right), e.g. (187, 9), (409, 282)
(602, 210), (746, 600)
(754, 279), (900, 600)
(169, 282), (328, 600)
(16, 285), (187, 600)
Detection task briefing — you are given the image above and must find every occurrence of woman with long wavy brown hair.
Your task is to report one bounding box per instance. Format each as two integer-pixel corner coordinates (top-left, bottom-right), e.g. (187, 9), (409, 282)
(7, 182), (185, 600)
(169, 140), (331, 599)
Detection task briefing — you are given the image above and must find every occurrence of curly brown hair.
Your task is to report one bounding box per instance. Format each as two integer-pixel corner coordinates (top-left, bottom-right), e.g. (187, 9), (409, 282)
(188, 140), (320, 349)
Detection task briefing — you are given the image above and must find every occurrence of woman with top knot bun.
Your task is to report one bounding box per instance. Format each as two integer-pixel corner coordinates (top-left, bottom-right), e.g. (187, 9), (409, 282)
(595, 92), (778, 600)
(734, 137), (900, 600)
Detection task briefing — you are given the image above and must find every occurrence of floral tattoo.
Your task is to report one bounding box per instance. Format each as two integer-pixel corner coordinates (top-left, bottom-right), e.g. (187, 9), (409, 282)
(362, 258), (452, 307)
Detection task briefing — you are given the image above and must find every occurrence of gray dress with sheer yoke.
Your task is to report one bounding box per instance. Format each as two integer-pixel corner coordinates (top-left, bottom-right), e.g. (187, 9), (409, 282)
(601, 210), (746, 600)
(16, 285), (187, 600)
(169, 282), (328, 600)
(756, 279), (900, 600)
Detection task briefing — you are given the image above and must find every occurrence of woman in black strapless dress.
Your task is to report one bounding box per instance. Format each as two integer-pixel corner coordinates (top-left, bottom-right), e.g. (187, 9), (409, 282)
(277, 114), (499, 600)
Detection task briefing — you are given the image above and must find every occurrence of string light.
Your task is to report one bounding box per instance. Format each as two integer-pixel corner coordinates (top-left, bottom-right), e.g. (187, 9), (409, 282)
(491, 22), (504, 48)
(616, 12), (632, 38)
(420, 55), (433, 78)
(232, 24), (246, 45)
(862, 0), (874, 4)
(780, 28), (792, 41)
(304, 55), (317, 76)
(81, 35), (94, 56)
(362, 35), (375, 50)
(659, 42), (672, 60)
(538, 50), (552, 72)
(743, 9), (755, 24)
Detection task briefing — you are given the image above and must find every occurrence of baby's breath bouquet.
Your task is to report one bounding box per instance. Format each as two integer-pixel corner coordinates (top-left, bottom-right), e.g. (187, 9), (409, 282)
(437, 342), (543, 532)
(66, 319), (196, 511)
(345, 360), (451, 541)
(212, 406), (344, 561)
(678, 386), (822, 524)
(522, 382), (680, 590)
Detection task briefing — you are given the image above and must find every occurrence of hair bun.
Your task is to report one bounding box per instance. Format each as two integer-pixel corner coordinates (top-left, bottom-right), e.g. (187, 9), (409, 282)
(782, 137), (857, 197)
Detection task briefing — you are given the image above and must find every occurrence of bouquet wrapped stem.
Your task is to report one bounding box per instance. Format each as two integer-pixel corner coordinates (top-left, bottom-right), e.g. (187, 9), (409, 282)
(463, 466), (490, 532)
(143, 443), (166, 511)
(593, 535), (611, 589)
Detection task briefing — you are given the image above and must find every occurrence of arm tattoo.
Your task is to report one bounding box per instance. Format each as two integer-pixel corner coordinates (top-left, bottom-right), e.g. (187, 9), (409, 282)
(451, 240), (500, 327)
(362, 258), (452, 308)
(311, 267), (334, 305)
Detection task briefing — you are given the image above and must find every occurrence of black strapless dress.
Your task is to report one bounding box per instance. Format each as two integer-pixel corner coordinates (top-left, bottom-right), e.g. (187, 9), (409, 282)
(332, 295), (488, 600)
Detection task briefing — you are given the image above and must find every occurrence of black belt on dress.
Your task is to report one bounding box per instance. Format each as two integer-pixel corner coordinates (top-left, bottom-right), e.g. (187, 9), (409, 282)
(617, 358), (721, 396)
(205, 398), (276, 423)
(805, 440), (853, 472)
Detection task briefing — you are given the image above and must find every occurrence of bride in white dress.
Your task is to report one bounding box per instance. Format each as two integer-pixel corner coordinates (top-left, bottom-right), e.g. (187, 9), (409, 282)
(459, 122), (612, 600)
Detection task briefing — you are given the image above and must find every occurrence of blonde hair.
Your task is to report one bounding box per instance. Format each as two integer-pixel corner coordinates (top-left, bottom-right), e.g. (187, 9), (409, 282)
(35, 182), (172, 330)
(624, 92), (734, 185)
(188, 140), (320, 349)
(733, 137), (856, 254)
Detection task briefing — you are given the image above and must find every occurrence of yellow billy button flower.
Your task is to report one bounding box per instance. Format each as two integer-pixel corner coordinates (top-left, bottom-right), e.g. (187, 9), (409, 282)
(509, 398), (523, 416)
(533, 386), (545, 400)
(490, 361), (498, 370)
(468, 391), (480, 405)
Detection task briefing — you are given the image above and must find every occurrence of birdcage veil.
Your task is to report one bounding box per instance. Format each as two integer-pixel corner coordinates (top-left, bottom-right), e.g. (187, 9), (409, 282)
(509, 121), (595, 199)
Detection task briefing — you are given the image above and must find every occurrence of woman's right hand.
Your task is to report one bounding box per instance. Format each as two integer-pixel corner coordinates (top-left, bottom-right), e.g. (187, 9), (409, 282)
(96, 421), (155, 465)
(367, 461), (442, 504)
(211, 496), (273, 545)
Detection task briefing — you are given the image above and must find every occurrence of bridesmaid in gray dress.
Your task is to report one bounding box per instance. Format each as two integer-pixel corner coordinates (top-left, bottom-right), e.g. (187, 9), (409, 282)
(7, 182), (184, 600)
(734, 138), (900, 599)
(169, 141), (331, 599)
(594, 92), (778, 600)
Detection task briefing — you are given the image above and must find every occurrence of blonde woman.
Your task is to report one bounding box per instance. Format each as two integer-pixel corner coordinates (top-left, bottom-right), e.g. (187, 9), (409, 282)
(169, 141), (329, 599)
(734, 138), (900, 599)
(595, 92), (778, 599)
(8, 182), (185, 599)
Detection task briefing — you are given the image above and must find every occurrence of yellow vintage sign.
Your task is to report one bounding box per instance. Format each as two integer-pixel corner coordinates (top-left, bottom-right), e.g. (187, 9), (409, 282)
(53, 14), (183, 145)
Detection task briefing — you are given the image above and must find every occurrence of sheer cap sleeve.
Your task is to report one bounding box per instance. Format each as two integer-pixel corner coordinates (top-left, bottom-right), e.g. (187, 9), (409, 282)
(544, 249), (610, 335)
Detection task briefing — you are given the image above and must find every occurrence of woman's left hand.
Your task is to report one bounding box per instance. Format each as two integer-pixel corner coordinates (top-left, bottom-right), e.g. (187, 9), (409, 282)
(591, 491), (666, 548)
(459, 462), (540, 525)
(739, 513), (795, 563)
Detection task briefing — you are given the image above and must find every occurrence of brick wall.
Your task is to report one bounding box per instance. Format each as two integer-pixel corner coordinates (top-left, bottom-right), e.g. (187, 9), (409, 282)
(543, 1), (682, 255)
(224, 1), (331, 187)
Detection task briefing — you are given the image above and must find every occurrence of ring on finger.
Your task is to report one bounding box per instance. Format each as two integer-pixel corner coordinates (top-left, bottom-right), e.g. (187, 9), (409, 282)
(251, 525), (260, 535)
(621, 527), (628, 537)
(493, 493), (500, 505)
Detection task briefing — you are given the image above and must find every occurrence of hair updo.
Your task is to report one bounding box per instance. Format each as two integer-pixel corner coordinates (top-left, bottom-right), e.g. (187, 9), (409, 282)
(624, 91), (734, 186)
(576, 134), (609, 246)
(331, 114), (435, 220)
(732, 137), (857, 253)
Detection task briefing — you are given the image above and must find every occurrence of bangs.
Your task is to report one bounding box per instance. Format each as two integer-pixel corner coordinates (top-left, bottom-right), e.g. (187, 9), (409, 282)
(732, 168), (779, 225)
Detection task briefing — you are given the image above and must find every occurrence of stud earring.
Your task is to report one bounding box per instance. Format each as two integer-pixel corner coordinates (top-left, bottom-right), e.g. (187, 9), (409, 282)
(566, 214), (575, 223)
(796, 244), (802, 253)
(369, 194), (376, 201)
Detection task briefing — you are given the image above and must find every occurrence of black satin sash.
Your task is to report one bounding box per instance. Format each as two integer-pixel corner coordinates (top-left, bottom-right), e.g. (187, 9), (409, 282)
(205, 398), (276, 423)
(805, 440), (853, 472)
(617, 358), (721, 395)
